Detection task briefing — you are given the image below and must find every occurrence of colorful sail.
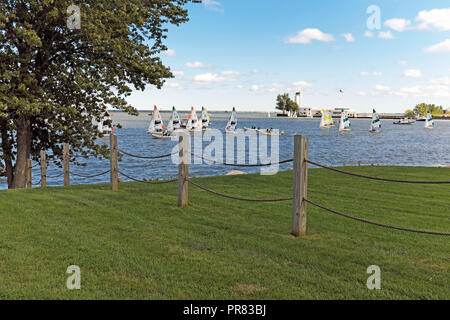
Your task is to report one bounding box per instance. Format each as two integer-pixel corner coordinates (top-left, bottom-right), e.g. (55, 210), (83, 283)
(147, 105), (164, 133)
(225, 107), (237, 132)
(187, 106), (201, 131)
(425, 110), (434, 129)
(167, 106), (181, 132)
(371, 109), (381, 132)
(339, 109), (351, 131)
(201, 106), (210, 129)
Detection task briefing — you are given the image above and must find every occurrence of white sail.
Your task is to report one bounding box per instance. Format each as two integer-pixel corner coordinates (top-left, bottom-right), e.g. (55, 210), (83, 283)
(187, 106), (202, 131)
(200, 107), (210, 129)
(425, 110), (434, 129)
(339, 109), (351, 131)
(370, 109), (381, 132)
(167, 106), (181, 132)
(225, 107), (237, 132)
(320, 109), (333, 128)
(147, 106), (164, 134)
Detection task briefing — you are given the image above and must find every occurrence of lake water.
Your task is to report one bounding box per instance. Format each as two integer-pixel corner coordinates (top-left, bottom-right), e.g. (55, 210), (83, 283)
(2, 115), (450, 189)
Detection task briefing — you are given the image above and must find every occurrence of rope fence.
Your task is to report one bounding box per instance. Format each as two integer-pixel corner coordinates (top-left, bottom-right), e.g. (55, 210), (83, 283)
(21, 133), (449, 238)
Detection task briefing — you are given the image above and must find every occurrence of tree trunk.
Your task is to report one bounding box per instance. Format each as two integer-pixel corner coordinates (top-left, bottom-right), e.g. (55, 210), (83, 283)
(0, 119), (14, 188)
(12, 116), (30, 189)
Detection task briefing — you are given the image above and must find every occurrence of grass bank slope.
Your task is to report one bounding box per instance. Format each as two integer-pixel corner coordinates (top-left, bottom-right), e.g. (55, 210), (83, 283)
(0, 167), (448, 299)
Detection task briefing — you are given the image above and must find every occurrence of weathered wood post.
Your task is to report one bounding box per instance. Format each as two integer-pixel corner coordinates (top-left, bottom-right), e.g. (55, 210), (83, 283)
(63, 143), (70, 186)
(178, 132), (190, 207)
(110, 134), (119, 191)
(40, 150), (47, 187)
(292, 135), (308, 237)
(26, 159), (32, 189)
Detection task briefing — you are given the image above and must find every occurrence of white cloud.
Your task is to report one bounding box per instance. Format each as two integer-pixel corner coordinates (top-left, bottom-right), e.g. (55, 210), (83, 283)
(292, 81), (312, 89)
(364, 31), (374, 38)
(236, 85), (244, 89)
(193, 71), (240, 83)
(372, 72), (382, 76)
(403, 69), (422, 78)
(252, 69), (260, 73)
(358, 91), (368, 96)
(185, 61), (207, 68)
(425, 39), (450, 53)
(164, 82), (183, 89)
(378, 31), (394, 39)
(203, 0), (224, 13)
(286, 28), (334, 44)
(193, 73), (227, 83)
(416, 8), (450, 31)
(398, 60), (408, 65)
(342, 33), (355, 42)
(391, 84), (450, 97)
(375, 85), (390, 91)
(250, 85), (263, 92)
(172, 70), (184, 78)
(384, 18), (411, 32)
(360, 71), (369, 76)
(164, 49), (176, 56)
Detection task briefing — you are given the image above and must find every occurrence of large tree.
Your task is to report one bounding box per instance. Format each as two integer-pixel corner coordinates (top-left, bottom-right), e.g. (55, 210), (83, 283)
(0, 0), (197, 189)
(412, 103), (444, 117)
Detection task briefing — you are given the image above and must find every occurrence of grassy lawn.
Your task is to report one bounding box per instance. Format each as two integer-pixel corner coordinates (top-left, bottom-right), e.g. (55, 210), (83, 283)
(0, 166), (449, 299)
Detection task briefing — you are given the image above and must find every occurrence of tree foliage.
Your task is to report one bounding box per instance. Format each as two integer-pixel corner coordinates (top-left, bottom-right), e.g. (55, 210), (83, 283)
(276, 93), (298, 115)
(0, 0), (196, 188)
(412, 103), (444, 117)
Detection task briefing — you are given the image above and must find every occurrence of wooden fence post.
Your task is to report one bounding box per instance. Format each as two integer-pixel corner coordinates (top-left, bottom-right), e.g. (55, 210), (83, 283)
(292, 135), (308, 237)
(110, 134), (119, 191)
(178, 132), (190, 207)
(63, 143), (70, 186)
(40, 150), (47, 187)
(26, 159), (32, 189)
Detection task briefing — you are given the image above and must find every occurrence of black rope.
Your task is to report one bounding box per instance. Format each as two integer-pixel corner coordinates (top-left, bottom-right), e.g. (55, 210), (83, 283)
(71, 170), (111, 179)
(187, 179), (292, 202)
(189, 152), (293, 167)
(119, 149), (176, 160)
(119, 170), (177, 184)
(306, 159), (450, 184)
(305, 199), (450, 236)
(45, 173), (64, 179)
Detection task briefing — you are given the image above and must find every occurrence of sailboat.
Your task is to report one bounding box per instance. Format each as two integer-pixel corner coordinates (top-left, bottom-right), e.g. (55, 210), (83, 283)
(370, 109), (381, 133)
(425, 110), (434, 129)
(147, 105), (165, 134)
(167, 106), (182, 133)
(225, 107), (238, 134)
(200, 107), (211, 130)
(98, 104), (114, 137)
(339, 109), (351, 132)
(319, 109), (334, 129)
(186, 106), (202, 132)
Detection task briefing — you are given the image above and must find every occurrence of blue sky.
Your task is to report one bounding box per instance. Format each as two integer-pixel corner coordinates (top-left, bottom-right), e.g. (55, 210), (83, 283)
(128, 0), (450, 113)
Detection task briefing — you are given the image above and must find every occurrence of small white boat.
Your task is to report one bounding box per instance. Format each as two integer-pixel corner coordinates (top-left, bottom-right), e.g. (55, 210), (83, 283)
(147, 105), (165, 134)
(393, 118), (415, 125)
(257, 129), (285, 136)
(225, 107), (238, 134)
(167, 106), (183, 133)
(425, 110), (434, 129)
(151, 132), (173, 139)
(370, 109), (381, 133)
(339, 109), (351, 132)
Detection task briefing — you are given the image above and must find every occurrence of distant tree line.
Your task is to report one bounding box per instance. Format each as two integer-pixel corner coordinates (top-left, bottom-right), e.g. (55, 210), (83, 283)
(276, 93), (299, 116)
(405, 103), (446, 117)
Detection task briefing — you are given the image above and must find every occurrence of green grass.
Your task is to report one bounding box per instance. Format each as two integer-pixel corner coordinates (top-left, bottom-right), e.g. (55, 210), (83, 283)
(0, 166), (449, 299)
